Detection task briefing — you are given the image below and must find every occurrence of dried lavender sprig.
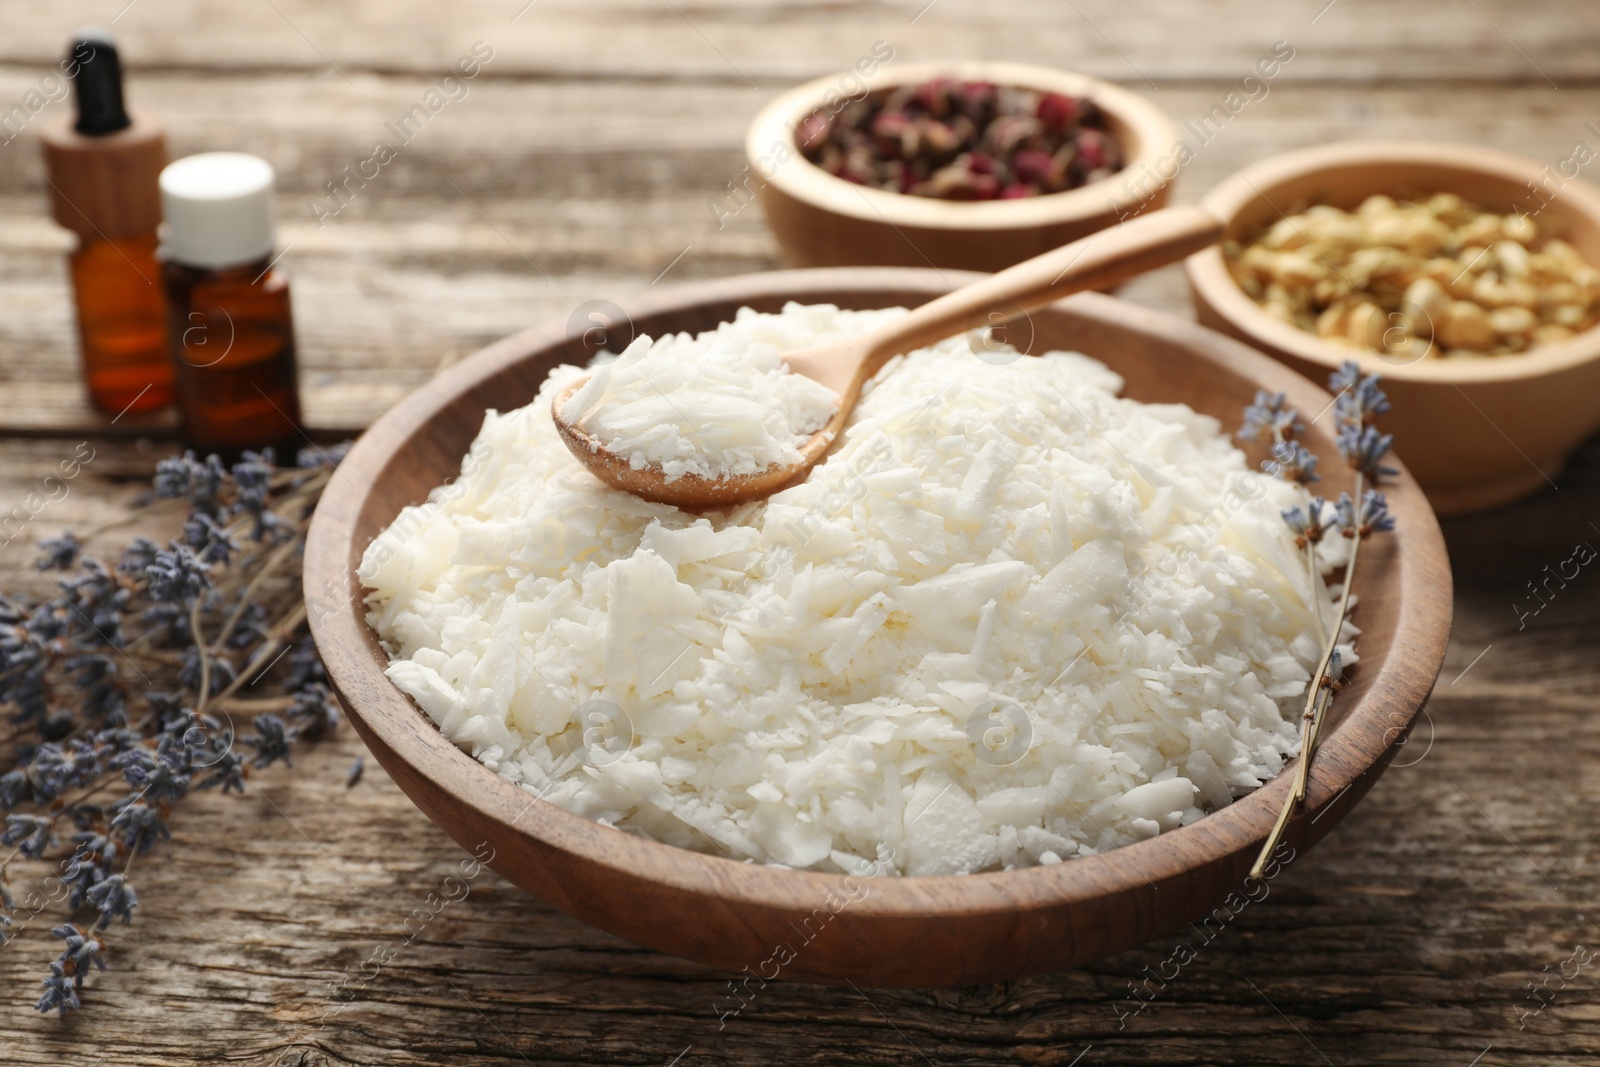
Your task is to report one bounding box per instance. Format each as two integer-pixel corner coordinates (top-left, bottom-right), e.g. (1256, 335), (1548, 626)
(1248, 362), (1396, 880)
(1284, 362), (1395, 717)
(1, 445), (348, 1014)
(1240, 395), (1326, 644)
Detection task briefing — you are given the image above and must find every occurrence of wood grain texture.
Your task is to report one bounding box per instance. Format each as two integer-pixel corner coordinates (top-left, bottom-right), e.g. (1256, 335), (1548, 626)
(3, 0), (1598, 84)
(0, 0), (1595, 1061)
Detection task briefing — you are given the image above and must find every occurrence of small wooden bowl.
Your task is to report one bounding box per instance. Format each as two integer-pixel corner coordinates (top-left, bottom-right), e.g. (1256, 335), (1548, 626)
(746, 61), (1181, 272)
(1186, 140), (1600, 515)
(304, 269), (1451, 988)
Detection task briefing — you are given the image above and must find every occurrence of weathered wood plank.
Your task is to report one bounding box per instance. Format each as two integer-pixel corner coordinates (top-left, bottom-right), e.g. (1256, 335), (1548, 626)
(1, 0), (1596, 85)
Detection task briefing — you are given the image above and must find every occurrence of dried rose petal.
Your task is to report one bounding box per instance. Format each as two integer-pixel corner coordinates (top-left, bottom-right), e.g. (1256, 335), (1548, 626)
(946, 113), (978, 148)
(912, 76), (958, 117)
(984, 115), (1042, 157)
(798, 75), (1122, 201)
(955, 80), (998, 121)
(1076, 129), (1110, 171)
(1011, 148), (1054, 185)
(945, 173), (1001, 200)
(921, 119), (962, 161)
(1036, 92), (1078, 133)
(870, 112), (913, 159)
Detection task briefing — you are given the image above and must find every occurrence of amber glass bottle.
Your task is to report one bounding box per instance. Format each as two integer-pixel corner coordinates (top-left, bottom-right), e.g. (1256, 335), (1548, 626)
(67, 233), (170, 411)
(159, 153), (303, 459)
(41, 31), (171, 415)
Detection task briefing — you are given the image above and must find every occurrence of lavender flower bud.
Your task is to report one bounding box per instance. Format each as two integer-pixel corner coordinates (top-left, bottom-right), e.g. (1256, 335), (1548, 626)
(35, 532), (83, 572)
(86, 874), (137, 929)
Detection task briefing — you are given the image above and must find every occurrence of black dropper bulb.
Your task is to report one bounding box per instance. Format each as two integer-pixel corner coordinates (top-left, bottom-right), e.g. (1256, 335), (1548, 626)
(69, 28), (131, 136)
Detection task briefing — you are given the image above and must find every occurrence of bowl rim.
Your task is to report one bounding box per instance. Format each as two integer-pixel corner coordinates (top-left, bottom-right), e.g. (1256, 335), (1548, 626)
(1185, 138), (1600, 384)
(745, 60), (1181, 231)
(304, 267), (1452, 921)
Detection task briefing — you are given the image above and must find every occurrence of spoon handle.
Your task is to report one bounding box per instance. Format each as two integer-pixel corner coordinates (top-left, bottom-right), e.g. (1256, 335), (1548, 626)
(860, 205), (1225, 364)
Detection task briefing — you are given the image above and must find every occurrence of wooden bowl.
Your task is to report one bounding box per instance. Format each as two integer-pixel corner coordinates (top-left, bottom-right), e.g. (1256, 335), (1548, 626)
(304, 269), (1452, 988)
(746, 61), (1181, 273)
(1186, 140), (1600, 515)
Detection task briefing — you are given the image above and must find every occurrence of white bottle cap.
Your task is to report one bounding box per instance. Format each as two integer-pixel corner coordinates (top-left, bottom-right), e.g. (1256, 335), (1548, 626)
(159, 152), (277, 269)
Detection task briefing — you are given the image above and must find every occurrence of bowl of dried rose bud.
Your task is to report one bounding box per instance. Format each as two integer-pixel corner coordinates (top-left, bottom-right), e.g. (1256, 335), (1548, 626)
(743, 61), (1180, 274)
(1186, 140), (1600, 515)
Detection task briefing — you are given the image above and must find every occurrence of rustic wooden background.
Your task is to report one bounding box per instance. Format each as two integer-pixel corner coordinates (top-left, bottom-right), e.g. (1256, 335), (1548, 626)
(2, 1), (1599, 1063)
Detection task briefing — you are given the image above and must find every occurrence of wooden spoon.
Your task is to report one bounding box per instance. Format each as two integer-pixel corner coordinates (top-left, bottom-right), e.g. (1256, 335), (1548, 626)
(553, 205), (1225, 508)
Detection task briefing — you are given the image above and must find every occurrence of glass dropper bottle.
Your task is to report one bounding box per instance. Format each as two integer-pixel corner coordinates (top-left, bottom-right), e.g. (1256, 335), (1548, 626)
(39, 29), (171, 415)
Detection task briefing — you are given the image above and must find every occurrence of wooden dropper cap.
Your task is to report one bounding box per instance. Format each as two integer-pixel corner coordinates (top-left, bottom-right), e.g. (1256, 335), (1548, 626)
(39, 29), (166, 241)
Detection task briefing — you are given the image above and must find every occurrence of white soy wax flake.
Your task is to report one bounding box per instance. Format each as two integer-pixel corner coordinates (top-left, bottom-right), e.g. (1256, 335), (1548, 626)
(362, 302), (1336, 876)
(559, 318), (841, 482)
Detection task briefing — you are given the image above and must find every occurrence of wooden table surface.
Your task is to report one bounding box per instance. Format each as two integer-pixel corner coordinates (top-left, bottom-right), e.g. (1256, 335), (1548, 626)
(3, 1), (1599, 1063)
